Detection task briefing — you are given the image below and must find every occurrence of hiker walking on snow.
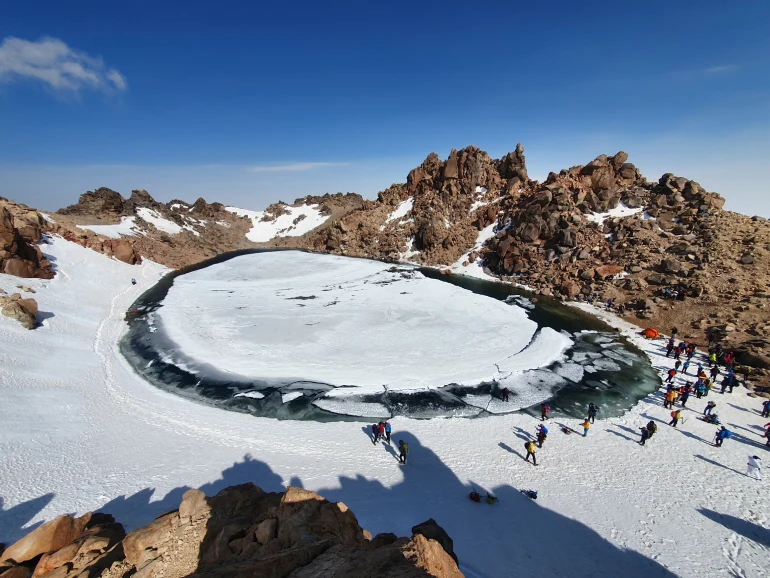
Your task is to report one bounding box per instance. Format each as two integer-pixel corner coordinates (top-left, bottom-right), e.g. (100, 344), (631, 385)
(378, 422), (385, 442)
(541, 403), (551, 421)
(639, 426), (651, 446)
(398, 440), (408, 464)
(371, 424), (379, 444)
(666, 368), (677, 383)
(714, 427), (732, 447)
(502, 387), (510, 402)
(710, 365), (719, 381)
(674, 360), (682, 372)
(580, 418), (591, 437)
(384, 422), (392, 443)
(704, 401), (716, 416)
(666, 341), (675, 357)
(679, 388), (690, 407)
(747, 456), (762, 480)
(646, 421), (658, 438)
(762, 399), (770, 418)
(588, 403), (599, 424)
(682, 360), (691, 375)
(536, 424), (548, 448)
(524, 440), (537, 466)
(664, 389), (677, 409)
(669, 409), (681, 428)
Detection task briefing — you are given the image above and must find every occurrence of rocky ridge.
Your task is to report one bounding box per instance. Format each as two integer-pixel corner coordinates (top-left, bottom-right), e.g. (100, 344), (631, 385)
(0, 485), (462, 578)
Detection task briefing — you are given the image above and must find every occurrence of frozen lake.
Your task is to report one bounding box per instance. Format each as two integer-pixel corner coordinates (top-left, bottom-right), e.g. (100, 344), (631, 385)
(121, 250), (660, 419)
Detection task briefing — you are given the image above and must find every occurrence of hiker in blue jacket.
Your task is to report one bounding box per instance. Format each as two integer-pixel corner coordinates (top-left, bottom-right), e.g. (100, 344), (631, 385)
(384, 421), (392, 443)
(761, 399), (770, 418)
(588, 403), (599, 424)
(714, 426), (732, 447)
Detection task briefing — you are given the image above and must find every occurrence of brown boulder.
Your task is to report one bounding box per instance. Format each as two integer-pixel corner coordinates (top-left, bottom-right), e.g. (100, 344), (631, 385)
(1, 514), (91, 564)
(594, 265), (624, 280)
(109, 240), (141, 265)
(0, 295), (38, 329)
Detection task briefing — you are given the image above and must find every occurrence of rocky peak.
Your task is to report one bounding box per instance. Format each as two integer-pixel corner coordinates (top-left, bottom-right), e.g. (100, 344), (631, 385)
(58, 187), (126, 216)
(0, 484), (463, 578)
(127, 189), (157, 208)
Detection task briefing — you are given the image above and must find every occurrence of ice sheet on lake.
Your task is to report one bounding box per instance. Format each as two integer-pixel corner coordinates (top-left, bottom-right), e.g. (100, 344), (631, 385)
(158, 251), (555, 395)
(313, 398), (392, 418)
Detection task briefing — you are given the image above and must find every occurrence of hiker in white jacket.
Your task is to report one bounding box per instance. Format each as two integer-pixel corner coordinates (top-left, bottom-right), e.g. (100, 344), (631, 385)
(747, 455), (762, 480)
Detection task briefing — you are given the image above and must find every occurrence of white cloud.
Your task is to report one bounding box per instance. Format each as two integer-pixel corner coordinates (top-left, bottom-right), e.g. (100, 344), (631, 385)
(0, 36), (127, 93)
(246, 162), (349, 173)
(704, 65), (737, 75)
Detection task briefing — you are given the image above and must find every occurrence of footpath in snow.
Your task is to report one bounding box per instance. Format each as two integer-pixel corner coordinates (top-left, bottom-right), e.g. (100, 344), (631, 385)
(0, 237), (768, 578)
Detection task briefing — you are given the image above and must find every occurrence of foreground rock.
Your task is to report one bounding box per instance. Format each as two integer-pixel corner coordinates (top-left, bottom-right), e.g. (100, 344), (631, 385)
(0, 203), (54, 279)
(0, 485), (462, 578)
(0, 294), (38, 329)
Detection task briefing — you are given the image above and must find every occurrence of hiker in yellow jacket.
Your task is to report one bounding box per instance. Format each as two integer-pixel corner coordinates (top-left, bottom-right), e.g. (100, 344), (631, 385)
(581, 418), (591, 437)
(524, 441), (537, 466)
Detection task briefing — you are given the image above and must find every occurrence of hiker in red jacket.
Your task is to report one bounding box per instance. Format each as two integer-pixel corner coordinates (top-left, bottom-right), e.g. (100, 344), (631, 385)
(540, 403), (551, 421)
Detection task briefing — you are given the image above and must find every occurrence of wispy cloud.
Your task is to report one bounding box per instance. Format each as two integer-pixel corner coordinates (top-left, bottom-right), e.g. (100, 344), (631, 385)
(704, 65), (737, 75)
(246, 162), (349, 173)
(0, 36), (127, 93)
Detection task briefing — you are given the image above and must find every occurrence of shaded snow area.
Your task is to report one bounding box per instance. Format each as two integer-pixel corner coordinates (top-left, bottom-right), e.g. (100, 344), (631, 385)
(450, 223), (498, 280)
(0, 239), (768, 578)
(157, 252), (563, 400)
(225, 204), (328, 243)
(77, 216), (139, 238)
(585, 202), (644, 226)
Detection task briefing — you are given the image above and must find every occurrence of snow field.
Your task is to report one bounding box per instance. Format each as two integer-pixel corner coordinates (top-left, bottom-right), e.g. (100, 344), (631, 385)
(226, 204), (329, 243)
(0, 238), (767, 577)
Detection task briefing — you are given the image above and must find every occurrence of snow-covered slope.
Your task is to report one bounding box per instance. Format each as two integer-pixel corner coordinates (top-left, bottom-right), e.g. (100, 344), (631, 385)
(77, 216), (139, 238)
(226, 204), (329, 243)
(77, 208), (203, 238)
(0, 237), (768, 578)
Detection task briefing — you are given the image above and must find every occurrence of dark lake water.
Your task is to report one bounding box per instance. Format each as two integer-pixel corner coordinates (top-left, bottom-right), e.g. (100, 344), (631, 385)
(120, 249), (661, 421)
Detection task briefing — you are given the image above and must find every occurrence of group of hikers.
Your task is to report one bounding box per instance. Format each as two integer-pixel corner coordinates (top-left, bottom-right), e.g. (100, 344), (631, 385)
(521, 402), (599, 466)
(369, 421), (408, 464)
(519, 327), (766, 480)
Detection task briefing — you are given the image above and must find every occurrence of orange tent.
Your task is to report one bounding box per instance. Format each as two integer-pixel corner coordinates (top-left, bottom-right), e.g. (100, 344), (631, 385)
(642, 328), (660, 339)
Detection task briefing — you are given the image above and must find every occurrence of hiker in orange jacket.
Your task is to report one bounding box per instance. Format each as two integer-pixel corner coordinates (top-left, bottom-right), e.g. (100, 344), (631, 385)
(669, 409), (681, 428)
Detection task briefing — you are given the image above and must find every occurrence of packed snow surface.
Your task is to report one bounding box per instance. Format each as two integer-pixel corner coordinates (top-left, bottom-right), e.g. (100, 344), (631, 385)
(158, 252), (553, 392)
(77, 216), (138, 239)
(384, 197), (414, 223)
(0, 238), (768, 578)
(136, 208), (184, 235)
(585, 202), (644, 226)
(226, 204), (328, 243)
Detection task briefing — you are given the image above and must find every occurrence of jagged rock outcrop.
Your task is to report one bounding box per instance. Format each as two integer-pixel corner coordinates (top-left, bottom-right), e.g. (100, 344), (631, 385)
(58, 188), (126, 217)
(0, 485), (461, 578)
(0, 203), (54, 279)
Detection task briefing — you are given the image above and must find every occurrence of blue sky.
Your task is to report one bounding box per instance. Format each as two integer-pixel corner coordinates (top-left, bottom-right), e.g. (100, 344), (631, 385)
(1, 1), (768, 214)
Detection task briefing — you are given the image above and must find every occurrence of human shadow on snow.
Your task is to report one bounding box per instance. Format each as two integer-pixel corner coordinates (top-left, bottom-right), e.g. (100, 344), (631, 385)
(693, 455), (745, 477)
(95, 453), (284, 534)
(314, 430), (676, 578)
(0, 493), (56, 545)
(698, 508), (770, 548)
(2, 440), (677, 578)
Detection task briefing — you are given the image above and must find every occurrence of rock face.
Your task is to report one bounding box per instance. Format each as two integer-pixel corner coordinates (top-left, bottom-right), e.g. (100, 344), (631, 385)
(0, 203), (54, 279)
(58, 188), (126, 217)
(0, 485), (462, 578)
